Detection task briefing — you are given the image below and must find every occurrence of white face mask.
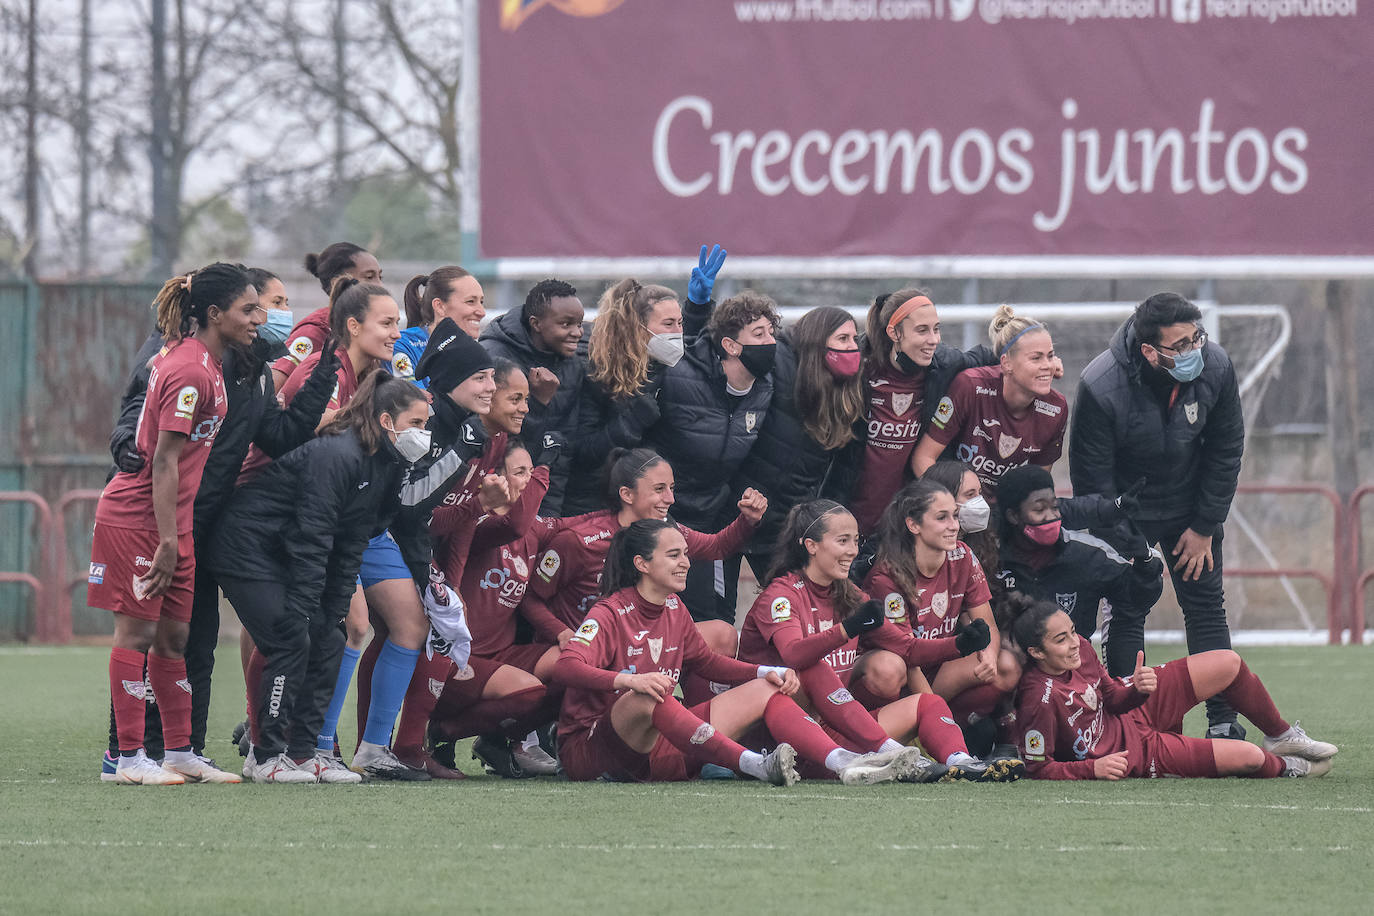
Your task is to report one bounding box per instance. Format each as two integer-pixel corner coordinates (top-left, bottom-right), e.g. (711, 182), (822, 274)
(646, 332), (685, 367)
(391, 426), (432, 463)
(958, 495), (991, 534)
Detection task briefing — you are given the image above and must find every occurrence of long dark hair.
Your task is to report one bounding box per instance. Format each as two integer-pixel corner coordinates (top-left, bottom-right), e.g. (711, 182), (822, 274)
(403, 265), (474, 329)
(319, 371), (425, 455)
(305, 242), (369, 293)
(792, 306), (864, 450)
(921, 459), (1000, 586)
(873, 480), (950, 606)
(151, 262), (252, 343)
(862, 287), (932, 375)
(765, 499), (862, 615)
(328, 277), (392, 348)
(600, 447), (668, 510)
(1005, 591), (1061, 658)
(601, 519), (675, 596)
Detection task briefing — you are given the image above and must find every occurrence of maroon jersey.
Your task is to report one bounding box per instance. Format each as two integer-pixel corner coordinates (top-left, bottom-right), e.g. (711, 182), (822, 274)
(96, 338), (226, 535)
(851, 363), (927, 533)
(863, 542), (991, 641)
(526, 510), (756, 632)
(555, 586), (759, 742)
(1011, 635), (1148, 780)
(741, 571), (963, 683)
(923, 364), (1066, 501)
(270, 306), (330, 379)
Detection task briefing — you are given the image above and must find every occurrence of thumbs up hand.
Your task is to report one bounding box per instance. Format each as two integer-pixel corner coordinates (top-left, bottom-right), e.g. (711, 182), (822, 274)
(1131, 650), (1157, 695)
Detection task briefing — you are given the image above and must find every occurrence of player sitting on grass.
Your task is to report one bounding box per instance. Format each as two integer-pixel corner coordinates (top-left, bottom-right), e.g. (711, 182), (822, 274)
(552, 519), (931, 785)
(1007, 593), (1337, 780)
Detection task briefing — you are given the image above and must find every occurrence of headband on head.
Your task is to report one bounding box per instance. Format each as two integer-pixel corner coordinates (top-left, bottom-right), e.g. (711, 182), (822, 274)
(635, 454), (660, 475)
(886, 295), (934, 338)
(998, 322), (1044, 357)
(801, 505), (844, 542)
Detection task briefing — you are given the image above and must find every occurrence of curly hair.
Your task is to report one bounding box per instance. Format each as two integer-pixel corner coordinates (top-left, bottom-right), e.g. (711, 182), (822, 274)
(588, 278), (679, 400)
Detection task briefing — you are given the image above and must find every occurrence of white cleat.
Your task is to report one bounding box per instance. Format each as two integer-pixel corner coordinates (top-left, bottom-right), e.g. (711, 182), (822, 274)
(164, 753), (241, 784)
(511, 742), (560, 777)
(259, 753), (318, 784)
(1280, 755), (1332, 778)
(114, 750), (185, 786)
(837, 749), (917, 786)
(311, 751), (362, 784)
(757, 743), (800, 787)
(1263, 722), (1338, 761)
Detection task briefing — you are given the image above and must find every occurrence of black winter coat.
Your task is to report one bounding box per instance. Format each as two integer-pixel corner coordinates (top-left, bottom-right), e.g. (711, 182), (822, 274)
(563, 370), (664, 515)
(1070, 319), (1244, 536)
(642, 334), (773, 530)
(996, 530), (1164, 638)
(479, 309), (586, 514)
(206, 428), (406, 621)
(730, 333), (860, 555)
(110, 332), (335, 542)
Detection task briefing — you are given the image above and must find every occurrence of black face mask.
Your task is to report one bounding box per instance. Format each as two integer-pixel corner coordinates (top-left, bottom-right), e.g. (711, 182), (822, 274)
(734, 342), (776, 379)
(895, 349), (923, 375)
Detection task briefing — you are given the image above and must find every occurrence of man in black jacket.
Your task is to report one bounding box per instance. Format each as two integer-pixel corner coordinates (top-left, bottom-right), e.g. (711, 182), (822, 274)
(479, 279), (585, 514)
(1070, 292), (1247, 738)
(643, 290), (780, 624)
(104, 328), (336, 768)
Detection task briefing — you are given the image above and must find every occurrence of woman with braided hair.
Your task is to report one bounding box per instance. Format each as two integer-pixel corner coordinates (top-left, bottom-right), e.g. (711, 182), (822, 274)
(91, 263), (262, 785)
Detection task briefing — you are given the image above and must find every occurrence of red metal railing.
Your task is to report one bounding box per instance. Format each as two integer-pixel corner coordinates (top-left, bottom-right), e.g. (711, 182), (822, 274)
(0, 492), (53, 640)
(50, 489), (104, 645)
(1348, 485), (1374, 642)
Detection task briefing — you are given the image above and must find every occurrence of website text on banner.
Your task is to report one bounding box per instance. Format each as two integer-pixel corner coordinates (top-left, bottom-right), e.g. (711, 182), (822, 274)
(479, 2), (1371, 260)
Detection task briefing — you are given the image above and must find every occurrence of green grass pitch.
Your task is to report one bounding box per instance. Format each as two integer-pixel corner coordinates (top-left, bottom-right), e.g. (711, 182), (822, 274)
(0, 644), (1369, 915)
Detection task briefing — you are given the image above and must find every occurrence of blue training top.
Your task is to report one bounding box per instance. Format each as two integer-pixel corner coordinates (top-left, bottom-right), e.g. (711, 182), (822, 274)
(389, 325), (430, 389)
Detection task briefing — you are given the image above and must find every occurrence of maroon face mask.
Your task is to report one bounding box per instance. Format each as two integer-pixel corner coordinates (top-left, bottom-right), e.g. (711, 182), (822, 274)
(825, 348), (862, 378)
(1022, 519), (1063, 546)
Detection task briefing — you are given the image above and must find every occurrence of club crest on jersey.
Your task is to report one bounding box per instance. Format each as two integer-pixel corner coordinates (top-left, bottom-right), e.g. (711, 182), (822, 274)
(1024, 729), (1045, 756)
(175, 385), (199, 418)
(770, 597), (791, 621)
(572, 619), (599, 645)
(745, 411), (758, 433)
(648, 637), (664, 663)
(883, 593), (905, 621)
(1082, 683), (1099, 710)
(511, 555), (528, 578)
(929, 591), (949, 618)
(1056, 592), (1078, 613)
(428, 678), (444, 699)
(891, 392), (914, 416)
(1185, 402), (1199, 424)
(665, 595), (679, 610)
(933, 396), (954, 428)
(537, 549), (561, 581)
(88, 562), (106, 585)
(997, 433), (1022, 459)
(289, 336), (313, 361)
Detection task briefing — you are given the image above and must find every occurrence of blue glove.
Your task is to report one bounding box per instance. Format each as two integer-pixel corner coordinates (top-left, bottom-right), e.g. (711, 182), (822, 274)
(688, 244), (727, 304)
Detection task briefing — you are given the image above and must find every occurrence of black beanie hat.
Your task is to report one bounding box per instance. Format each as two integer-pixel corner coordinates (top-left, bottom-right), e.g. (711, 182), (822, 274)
(416, 317), (494, 393)
(996, 464), (1056, 527)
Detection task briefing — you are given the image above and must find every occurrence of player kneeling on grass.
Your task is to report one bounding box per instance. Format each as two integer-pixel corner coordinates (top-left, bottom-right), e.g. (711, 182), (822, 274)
(1007, 594), (1336, 780)
(553, 520), (926, 785)
(741, 500), (1023, 782)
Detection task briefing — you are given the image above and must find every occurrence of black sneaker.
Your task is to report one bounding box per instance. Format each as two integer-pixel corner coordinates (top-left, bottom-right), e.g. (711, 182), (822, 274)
(472, 735), (530, 779)
(536, 721), (559, 759)
(943, 749), (1026, 783)
(427, 722), (458, 771)
(350, 743), (432, 781)
(1206, 721), (1247, 741)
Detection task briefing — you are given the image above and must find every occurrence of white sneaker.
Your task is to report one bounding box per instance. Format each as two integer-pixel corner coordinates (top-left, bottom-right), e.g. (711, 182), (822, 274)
(1263, 722), (1338, 761)
(350, 742), (430, 781)
(242, 747), (263, 781)
(511, 742), (560, 776)
(163, 752), (241, 784)
(114, 750), (185, 786)
(259, 753), (318, 784)
(1280, 755), (1332, 778)
(757, 743), (800, 787)
(837, 747), (933, 786)
(312, 751), (363, 784)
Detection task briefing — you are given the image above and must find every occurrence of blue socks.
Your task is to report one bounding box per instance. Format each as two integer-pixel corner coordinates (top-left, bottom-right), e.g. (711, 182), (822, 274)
(361, 640), (420, 747)
(317, 645), (362, 752)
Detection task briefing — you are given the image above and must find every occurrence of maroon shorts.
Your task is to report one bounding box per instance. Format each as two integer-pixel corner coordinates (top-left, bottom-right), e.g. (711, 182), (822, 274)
(1130, 657), (1217, 778)
(1138, 657), (1199, 733)
(560, 700), (712, 783)
(487, 642), (554, 675)
(87, 524), (195, 623)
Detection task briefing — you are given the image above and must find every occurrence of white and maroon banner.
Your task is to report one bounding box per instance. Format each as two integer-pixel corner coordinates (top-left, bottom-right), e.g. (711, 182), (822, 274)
(478, 1), (1372, 260)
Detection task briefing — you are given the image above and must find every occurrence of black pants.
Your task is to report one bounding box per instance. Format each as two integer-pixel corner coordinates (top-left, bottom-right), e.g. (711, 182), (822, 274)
(1104, 519), (1234, 726)
(218, 576), (345, 760)
(107, 555), (223, 758)
(681, 557), (739, 625)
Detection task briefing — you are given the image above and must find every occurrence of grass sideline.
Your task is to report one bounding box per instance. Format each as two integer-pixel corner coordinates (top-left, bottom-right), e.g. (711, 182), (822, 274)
(0, 644), (1368, 915)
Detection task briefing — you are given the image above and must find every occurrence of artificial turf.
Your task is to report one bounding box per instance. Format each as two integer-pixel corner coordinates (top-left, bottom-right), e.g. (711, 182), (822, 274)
(0, 644), (1368, 915)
